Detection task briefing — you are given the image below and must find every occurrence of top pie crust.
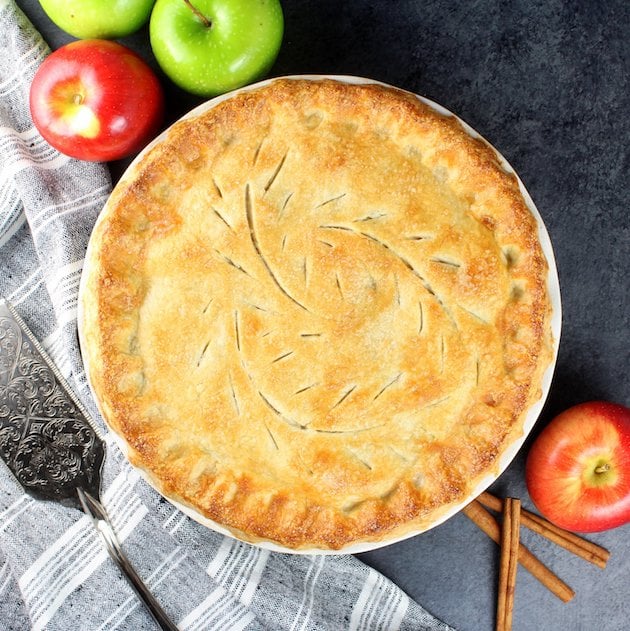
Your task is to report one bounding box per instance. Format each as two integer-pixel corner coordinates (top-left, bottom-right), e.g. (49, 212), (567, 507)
(80, 78), (553, 550)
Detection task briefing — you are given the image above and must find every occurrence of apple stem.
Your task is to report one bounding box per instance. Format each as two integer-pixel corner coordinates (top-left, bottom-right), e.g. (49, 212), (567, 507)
(73, 94), (83, 105)
(594, 463), (611, 474)
(182, 0), (212, 28)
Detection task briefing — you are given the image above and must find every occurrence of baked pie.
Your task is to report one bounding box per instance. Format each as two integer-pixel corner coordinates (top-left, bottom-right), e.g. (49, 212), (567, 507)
(79, 78), (555, 550)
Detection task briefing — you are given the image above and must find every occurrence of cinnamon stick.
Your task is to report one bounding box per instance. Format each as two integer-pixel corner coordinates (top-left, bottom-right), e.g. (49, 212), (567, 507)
(496, 498), (520, 631)
(463, 500), (575, 602)
(478, 492), (609, 569)
(496, 500), (511, 629)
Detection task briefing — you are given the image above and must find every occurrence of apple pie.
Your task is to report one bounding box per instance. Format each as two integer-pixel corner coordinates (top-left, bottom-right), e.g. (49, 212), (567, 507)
(79, 78), (555, 550)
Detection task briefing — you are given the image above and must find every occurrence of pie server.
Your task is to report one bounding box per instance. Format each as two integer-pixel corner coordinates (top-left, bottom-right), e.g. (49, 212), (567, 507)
(0, 299), (177, 631)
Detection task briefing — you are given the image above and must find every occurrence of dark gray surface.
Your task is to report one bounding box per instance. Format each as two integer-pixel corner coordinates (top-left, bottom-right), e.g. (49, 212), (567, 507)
(14, 1), (629, 630)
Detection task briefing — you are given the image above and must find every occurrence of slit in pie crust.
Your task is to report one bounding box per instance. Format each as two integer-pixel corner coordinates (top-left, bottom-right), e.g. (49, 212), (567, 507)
(79, 78), (554, 550)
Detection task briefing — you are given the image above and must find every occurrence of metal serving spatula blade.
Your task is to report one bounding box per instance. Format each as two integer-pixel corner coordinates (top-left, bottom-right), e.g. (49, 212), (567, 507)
(0, 299), (177, 631)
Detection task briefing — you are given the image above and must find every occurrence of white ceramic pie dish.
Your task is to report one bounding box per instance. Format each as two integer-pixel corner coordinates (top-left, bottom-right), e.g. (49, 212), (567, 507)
(78, 75), (561, 555)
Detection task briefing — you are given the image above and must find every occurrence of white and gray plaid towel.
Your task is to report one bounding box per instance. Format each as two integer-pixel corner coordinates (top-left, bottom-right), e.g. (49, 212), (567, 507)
(0, 2), (454, 629)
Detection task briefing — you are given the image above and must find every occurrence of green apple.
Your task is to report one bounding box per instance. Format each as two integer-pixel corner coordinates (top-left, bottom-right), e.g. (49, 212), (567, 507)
(38, 0), (155, 39)
(149, 0), (284, 97)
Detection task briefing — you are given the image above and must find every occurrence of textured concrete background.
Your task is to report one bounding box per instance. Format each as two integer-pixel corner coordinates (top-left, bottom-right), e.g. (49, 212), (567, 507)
(15, 1), (629, 629)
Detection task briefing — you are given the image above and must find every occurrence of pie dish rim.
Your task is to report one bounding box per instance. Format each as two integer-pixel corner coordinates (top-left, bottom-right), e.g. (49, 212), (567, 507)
(77, 74), (562, 555)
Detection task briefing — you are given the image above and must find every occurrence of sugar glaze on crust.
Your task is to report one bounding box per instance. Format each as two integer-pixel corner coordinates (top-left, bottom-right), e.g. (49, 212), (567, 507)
(80, 79), (553, 550)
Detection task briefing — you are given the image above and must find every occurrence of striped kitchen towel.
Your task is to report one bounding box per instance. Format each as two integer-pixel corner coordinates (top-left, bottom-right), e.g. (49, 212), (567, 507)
(0, 1), (454, 629)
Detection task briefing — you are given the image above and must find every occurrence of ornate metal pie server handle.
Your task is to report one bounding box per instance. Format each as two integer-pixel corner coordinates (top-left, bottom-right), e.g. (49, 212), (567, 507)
(77, 488), (179, 631)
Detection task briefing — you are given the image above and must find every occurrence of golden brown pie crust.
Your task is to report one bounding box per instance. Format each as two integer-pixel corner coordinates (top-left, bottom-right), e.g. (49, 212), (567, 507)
(80, 78), (553, 550)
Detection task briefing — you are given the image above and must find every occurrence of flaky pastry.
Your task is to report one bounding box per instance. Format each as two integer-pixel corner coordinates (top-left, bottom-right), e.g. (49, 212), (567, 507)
(79, 78), (554, 550)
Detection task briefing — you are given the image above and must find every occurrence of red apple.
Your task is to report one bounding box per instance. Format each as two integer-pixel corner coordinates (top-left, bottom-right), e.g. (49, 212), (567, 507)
(29, 40), (164, 162)
(526, 401), (630, 532)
